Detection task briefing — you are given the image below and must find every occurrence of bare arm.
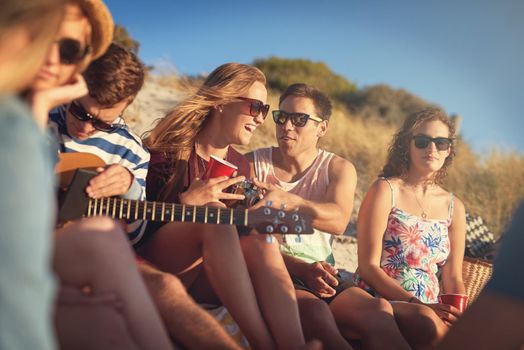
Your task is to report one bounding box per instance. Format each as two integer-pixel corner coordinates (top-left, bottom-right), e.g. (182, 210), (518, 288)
(441, 197), (466, 295)
(249, 155), (357, 235)
(356, 179), (415, 301)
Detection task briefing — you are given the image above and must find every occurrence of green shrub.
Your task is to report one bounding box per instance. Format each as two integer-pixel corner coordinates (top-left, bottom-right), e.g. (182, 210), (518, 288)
(253, 57), (357, 101)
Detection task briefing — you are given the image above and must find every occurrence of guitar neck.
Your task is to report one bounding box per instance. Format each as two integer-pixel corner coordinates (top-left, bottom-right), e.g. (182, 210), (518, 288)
(87, 198), (249, 226)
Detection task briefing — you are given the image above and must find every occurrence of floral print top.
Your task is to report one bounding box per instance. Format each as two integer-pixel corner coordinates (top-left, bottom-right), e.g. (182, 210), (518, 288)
(354, 178), (454, 303)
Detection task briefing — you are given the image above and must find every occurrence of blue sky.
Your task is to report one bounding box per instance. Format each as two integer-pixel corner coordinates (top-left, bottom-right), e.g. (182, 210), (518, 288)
(105, 0), (524, 154)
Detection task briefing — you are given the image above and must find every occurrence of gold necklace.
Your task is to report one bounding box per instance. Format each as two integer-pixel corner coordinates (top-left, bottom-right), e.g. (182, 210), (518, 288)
(410, 185), (429, 219)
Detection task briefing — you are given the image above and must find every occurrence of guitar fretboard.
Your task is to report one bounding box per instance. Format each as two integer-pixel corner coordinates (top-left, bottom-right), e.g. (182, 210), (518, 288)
(87, 198), (249, 226)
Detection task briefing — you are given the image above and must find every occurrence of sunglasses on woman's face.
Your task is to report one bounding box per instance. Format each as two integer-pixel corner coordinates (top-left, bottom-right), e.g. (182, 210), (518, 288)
(68, 101), (125, 133)
(237, 97), (270, 119)
(57, 38), (91, 65)
(412, 135), (452, 151)
(272, 110), (324, 127)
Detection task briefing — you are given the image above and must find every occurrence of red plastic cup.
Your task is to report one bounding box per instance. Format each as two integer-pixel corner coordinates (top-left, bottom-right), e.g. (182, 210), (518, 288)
(202, 155), (238, 180)
(438, 294), (469, 312)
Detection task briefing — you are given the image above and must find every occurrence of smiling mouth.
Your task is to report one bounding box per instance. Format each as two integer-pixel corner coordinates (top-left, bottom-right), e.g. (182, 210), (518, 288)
(245, 124), (257, 133)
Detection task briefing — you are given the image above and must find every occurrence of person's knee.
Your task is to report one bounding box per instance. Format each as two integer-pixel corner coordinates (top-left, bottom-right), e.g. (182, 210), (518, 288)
(299, 297), (332, 324)
(240, 235), (280, 265)
(342, 297), (396, 335)
(352, 297), (394, 319)
(408, 305), (448, 342)
(81, 216), (121, 232)
(371, 297), (394, 314)
(65, 218), (130, 261)
(142, 267), (187, 301)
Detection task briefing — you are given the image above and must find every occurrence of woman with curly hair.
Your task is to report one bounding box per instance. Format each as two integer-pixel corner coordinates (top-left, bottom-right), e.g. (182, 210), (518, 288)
(354, 107), (467, 348)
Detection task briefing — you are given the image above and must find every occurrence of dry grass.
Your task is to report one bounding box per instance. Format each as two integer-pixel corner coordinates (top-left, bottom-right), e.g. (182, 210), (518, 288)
(447, 147), (524, 237)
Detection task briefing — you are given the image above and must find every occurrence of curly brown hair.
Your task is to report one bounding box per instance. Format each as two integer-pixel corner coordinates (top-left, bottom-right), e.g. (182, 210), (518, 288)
(380, 107), (456, 184)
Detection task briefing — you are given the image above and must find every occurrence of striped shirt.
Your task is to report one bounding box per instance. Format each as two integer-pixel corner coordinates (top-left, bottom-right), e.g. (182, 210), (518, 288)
(49, 105), (149, 244)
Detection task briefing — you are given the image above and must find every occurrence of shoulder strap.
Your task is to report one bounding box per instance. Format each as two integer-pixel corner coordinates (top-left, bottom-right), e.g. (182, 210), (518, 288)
(448, 193), (455, 221)
(381, 177), (395, 207)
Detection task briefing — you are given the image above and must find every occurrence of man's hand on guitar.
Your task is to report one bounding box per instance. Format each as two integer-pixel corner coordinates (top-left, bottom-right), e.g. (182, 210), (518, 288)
(251, 178), (304, 210)
(86, 164), (133, 198)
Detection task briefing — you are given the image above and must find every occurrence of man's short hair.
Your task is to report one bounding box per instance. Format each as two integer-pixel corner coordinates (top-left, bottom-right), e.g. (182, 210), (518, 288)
(83, 42), (144, 106)
(279, 83), (332, 120)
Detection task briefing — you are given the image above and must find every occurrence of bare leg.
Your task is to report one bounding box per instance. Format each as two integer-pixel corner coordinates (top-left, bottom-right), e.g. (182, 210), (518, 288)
(392, 302), (448, 349)
(55, 292), (140, 350)
(53, 217), (173, 350)
(240, 235), (306, 350)
(330, 288), (410, 350)
(139, 261), (242, 350)
(295, 290), (353, 350)
(141, 222), (275, 350)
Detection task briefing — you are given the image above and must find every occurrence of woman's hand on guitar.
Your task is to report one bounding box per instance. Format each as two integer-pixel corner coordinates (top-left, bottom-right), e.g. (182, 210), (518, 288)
(179, 175), (246, 206)
(86, 164), (133, 198)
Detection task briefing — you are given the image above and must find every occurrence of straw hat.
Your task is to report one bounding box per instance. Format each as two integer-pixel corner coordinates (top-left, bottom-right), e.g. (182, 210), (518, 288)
(75, 0), (114, 59)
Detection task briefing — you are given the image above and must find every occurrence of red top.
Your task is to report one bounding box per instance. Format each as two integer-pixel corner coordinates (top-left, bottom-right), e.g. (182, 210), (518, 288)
(146, 146), (250, 203)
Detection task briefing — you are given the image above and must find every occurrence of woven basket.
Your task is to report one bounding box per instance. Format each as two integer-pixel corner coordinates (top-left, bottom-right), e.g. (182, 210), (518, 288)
(463, 257), (493, 301)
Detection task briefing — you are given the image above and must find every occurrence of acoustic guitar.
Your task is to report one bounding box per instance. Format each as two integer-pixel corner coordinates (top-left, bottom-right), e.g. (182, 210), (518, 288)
(57, 153), (313, 235)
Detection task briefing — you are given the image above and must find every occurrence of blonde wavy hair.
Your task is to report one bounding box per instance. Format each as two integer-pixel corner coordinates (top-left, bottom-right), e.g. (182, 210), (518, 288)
(0, 0), (65, 92)
(144, 62), (266, 198)
(380, 107), (456, 185)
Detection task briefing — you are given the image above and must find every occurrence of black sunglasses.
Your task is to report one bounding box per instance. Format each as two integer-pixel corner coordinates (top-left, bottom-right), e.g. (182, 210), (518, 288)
(412, 135), (452, 151)
(57, 38), (91, 65)
(237, 97), (270, 119)
(68, 101), (125, 133)
(272, 110), (323, 127)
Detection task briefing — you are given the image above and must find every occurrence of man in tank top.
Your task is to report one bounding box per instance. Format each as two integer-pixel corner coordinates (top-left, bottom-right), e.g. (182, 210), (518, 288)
(246, 84), (413, 350)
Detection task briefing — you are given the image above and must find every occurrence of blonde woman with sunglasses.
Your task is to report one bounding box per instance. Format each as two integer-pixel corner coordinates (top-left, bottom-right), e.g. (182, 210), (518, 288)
(354, 107), (467, 348)
(142, 62), (308, 350)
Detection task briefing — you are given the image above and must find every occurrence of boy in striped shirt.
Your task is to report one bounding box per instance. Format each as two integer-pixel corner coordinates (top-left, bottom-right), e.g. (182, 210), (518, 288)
(49, 42), (148, 244)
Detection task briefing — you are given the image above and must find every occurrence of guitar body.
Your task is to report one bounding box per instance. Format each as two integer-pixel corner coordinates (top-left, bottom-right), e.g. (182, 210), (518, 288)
(57, 152), (105, 190)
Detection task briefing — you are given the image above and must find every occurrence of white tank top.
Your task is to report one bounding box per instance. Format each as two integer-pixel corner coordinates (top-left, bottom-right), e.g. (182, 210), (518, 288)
(253, 147), (335, 264)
